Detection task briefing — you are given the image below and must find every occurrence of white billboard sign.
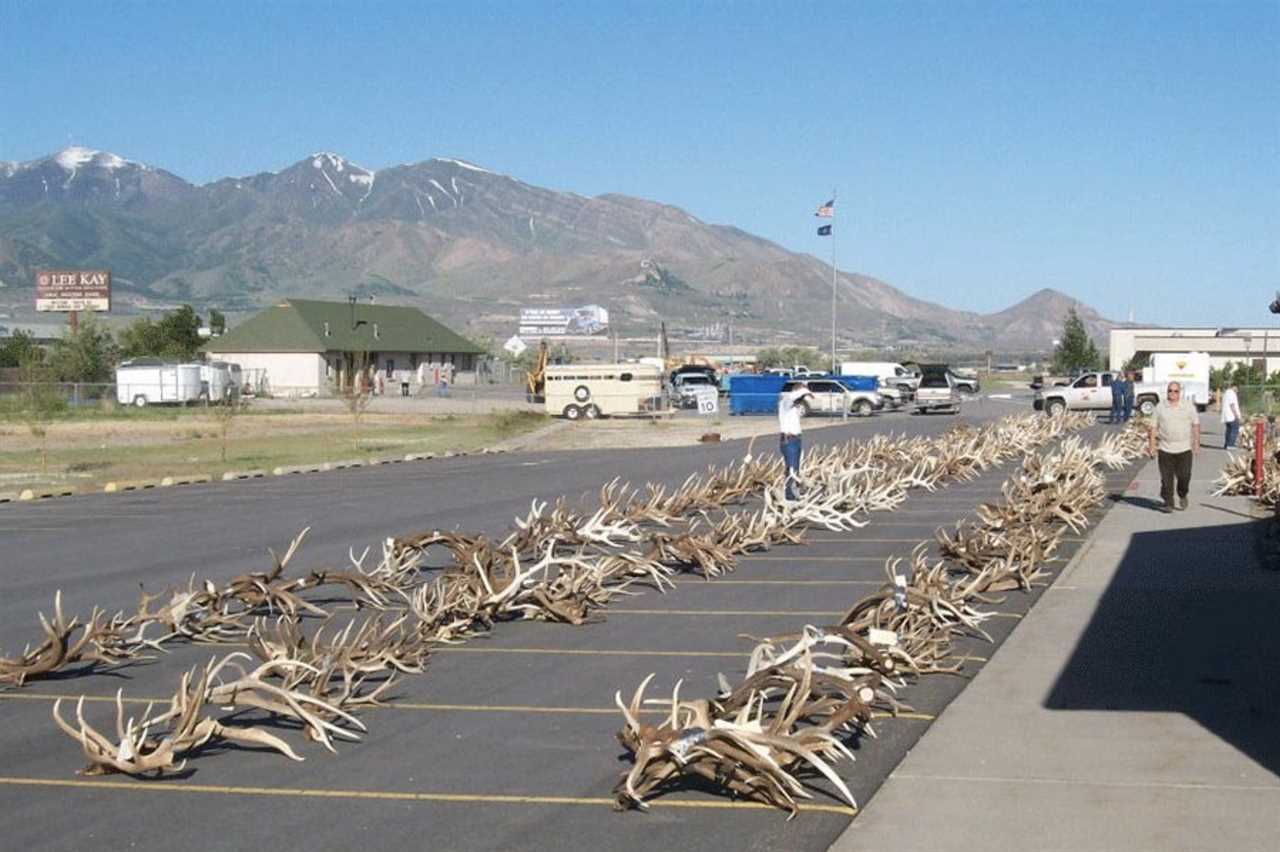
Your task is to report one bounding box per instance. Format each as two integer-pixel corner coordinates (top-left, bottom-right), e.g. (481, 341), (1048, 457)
(518, 304), (609, 336)
(36, 269), (111, 312)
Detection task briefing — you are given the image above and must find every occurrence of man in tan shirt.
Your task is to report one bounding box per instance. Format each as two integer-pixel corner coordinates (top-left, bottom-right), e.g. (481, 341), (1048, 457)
(1148, 381), (1200, 512)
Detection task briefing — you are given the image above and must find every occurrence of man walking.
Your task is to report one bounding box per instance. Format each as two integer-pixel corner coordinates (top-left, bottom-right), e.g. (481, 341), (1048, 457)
(1148, 381), (1200, 512)
(777, 381), (814, 501)
(1221, 381), (1242, 448)
(1109, 372), (1124, 424)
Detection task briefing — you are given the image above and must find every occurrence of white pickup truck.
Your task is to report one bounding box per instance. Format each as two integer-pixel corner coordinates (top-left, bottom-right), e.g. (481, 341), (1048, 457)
(1034, 371), (1173, 417)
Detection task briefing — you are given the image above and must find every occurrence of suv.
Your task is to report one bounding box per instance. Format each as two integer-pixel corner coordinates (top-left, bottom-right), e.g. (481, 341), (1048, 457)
(914, 364), (960, 414)
(948, 371), (980, 394)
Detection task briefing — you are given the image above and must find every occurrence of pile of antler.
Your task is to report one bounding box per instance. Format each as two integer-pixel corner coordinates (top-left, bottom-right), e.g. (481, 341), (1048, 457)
(52, 652), (364, 775)
(1213, 424), (1280, 507)
(613, 424), (1147, 816)
(28, 412), (1097, 777)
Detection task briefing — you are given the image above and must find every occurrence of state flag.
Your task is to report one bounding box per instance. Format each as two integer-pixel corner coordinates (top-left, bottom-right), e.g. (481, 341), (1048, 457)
(817, 224), (832, 236)
(815, 199), (835, 218)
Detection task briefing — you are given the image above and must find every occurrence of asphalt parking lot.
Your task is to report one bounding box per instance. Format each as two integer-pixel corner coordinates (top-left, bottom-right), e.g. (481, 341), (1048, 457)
(0, 396), (1134, 851)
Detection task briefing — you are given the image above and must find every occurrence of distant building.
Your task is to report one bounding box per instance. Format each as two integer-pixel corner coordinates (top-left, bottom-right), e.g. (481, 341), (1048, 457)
(1109, 327), (1280, 374)
(204, 298), (483, 395)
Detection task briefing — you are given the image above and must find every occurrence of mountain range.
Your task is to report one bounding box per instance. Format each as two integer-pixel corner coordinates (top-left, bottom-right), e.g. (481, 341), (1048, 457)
(0, 147), (1126, 351)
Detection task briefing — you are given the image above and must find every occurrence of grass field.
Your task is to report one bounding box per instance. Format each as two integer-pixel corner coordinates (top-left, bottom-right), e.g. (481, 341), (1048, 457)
(0, 406), (547, 493)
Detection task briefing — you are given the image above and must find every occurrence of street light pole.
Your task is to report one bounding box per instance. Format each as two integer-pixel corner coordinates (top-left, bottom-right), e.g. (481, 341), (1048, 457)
(830, 189), (838, 374)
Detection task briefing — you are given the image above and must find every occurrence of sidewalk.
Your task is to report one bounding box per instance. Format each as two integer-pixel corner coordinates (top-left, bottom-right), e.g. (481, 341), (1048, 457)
(831, 434), (1280, 851)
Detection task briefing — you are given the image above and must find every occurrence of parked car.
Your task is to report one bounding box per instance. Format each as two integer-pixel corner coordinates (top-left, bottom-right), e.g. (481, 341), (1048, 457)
(673, 372), (718, 408)
(840, 361), (920, 394)
(1033, 370), (1175, 417)
(786, 378), (882, 417)
(914, 364), (960, 414)
(948, 370), (980, 394)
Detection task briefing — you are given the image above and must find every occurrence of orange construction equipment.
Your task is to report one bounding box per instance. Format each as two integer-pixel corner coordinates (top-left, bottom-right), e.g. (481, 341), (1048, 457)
(525, 339), (549, 402)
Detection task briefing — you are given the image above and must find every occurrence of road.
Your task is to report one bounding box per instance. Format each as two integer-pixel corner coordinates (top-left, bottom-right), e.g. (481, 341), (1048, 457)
(0, 394), (1134, 852)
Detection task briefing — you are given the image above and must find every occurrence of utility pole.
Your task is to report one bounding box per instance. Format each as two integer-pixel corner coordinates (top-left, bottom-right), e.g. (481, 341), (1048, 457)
(830, 189), (838, 375)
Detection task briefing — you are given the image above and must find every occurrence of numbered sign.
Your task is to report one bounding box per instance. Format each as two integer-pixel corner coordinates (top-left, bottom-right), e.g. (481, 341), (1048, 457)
(695, 388), (719, 415)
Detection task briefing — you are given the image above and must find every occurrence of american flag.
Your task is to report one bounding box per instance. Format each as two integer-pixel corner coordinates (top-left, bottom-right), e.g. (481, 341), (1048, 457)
(814, 199), (835, 218)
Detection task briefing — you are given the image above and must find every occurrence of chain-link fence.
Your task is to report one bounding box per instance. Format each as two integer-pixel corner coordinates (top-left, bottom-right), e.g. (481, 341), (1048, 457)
(0, 382), (117, 413)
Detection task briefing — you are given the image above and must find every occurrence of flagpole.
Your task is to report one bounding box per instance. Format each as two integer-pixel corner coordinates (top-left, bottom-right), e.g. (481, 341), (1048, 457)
(830, 189), (837, 374)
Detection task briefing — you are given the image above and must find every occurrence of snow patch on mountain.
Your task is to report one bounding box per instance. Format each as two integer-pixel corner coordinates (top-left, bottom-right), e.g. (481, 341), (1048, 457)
(311, 152), (348, 172)
(51, 147), (136, 173)
(56, 147), (98, 170)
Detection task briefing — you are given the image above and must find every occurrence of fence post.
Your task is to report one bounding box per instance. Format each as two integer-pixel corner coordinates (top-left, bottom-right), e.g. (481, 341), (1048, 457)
(1255, 418), (1266, 498)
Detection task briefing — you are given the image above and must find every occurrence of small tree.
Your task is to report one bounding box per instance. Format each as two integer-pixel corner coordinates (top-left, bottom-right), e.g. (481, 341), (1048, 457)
(1122, 350), (1149, 374)
(47, 316), (118, 382)
(211, 394), (245, 463)
(18, 352), (65, 474)
(208, 308), (227, 336)
(1052, 308), (1102, 374)
(331, 352), (373, 452)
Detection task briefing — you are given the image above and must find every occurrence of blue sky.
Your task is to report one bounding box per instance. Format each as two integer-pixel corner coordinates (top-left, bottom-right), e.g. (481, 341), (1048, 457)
(1, 1), (1276, 326)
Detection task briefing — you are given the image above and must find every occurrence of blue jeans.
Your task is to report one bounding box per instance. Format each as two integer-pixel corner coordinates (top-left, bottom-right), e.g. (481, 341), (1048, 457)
(1224, 420), (1241, 449)
(1109, 395), (1123, 423)
(1122, 396), (1134, 421)
(780, 434), (802, 500)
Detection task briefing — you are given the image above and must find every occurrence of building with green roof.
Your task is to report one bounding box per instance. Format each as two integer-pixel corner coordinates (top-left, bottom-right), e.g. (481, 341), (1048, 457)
(204, 298), (483, 395)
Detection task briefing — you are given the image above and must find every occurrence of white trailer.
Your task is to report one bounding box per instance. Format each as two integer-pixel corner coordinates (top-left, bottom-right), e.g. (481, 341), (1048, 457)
(545, 363), (664, 420)
(200, 361), (240, 402)
(116, 361), (204, 407)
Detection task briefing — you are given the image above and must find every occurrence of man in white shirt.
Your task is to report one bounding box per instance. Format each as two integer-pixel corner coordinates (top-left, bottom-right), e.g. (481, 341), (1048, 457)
(1220, 381), (1241, 449)
(778, 382), (814, 500)
(1148, 382), (1201, 512)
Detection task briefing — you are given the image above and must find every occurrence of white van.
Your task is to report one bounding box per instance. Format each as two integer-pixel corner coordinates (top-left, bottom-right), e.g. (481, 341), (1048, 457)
(115, 361), (204, 407)
(840, 362), (919, 392)
(545, 364), (664, 420)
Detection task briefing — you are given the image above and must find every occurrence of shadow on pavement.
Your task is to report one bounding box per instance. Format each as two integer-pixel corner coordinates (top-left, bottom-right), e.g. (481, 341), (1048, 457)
(1045, 517), (1280, 776)
(1106, 493), (1166, 512)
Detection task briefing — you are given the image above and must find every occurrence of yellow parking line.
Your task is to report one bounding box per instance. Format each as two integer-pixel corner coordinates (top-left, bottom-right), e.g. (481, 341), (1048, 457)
(0, 776), (858, 815)
(750, 548), (921, 558)
(0, 527), (70, 532)
(438, 647), (747, 658)
(611, 609), (843, 617)
(0, 692), (935, 721)
(706, 580), (884, 586)
(742, 556), (895, 562)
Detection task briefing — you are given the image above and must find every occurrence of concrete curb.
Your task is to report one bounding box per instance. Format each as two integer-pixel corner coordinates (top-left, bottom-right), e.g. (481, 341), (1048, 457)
(18, 487), (77, 500)
(221, 469), (267, 481)
(5, 446), (512, 506)
(104, 480), (161, 493)
(160, 474), (213, 487)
